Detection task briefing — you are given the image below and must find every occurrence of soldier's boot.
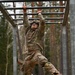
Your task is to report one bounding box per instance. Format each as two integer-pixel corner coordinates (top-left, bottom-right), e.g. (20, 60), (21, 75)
(24, 72), (32, 75)
(44, 62), (62, 75)
(24, 68), (32, 75)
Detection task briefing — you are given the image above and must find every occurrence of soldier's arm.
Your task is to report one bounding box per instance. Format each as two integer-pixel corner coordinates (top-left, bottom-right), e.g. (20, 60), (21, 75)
(23, 6), (30, 28)
(38, 11), (45, 37)
(23, 13), (30, 28)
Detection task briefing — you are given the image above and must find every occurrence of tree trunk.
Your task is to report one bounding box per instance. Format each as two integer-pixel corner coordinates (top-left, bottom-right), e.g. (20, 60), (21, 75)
(5, 23), (9, 75)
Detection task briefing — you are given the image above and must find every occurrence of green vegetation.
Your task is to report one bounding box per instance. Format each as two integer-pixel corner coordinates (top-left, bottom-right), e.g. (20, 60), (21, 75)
(0, 16), (13, 75)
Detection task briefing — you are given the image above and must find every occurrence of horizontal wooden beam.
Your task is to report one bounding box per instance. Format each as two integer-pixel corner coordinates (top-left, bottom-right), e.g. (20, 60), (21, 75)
(17, 22), (62, 25)
(5, 6), (65, 10)
(0, 12), (64, 16)
(13, 17), (64, 21)
(12, 12), (64, 15)
(46, 22), (62, 24)
(0, 0), (68, 2)
(0, 3), (16, 27)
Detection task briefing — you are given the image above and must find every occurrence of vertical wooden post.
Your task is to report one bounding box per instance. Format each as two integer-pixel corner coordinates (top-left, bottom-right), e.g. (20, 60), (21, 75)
(13, 2), (23, 60)
(70, 0), (75, 75)
(12, 2), (17, 75)
(13, 27), (17, 75)
(66, 22), (72, 75)
(61, 1), (69, 75)
(61, 25), (68, 75)
(13, 2), (23, 75)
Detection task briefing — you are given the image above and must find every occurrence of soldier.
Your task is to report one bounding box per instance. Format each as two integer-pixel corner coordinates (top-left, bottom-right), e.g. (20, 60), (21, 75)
(19, 6), (62, 75)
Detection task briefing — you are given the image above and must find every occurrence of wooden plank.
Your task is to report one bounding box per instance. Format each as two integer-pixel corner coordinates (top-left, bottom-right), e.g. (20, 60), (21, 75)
(0, 0), (68, 2)
(0, 3), (16, 27)
(5, 6), (65, 10)
(16, 22), (62, 25)
(13, 17), (64, 21)
(70, 0), (75, 75)
(13, 27), (17, 75)
(61, 26), (68, 75)
(62, 1), (69, 26)
(0, 12), (64, 16)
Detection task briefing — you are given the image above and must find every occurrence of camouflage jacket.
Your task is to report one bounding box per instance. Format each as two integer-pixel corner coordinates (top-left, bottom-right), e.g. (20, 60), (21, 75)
(23, 13), (45, 53)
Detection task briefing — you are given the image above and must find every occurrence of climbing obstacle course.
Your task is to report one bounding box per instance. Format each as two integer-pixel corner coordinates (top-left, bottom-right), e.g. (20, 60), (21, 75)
(0, 0), (74, 75)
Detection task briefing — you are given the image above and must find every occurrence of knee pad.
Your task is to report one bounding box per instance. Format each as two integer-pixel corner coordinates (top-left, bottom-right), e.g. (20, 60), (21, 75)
(44, 62), (60, 74)
(44, 62), (52, 67)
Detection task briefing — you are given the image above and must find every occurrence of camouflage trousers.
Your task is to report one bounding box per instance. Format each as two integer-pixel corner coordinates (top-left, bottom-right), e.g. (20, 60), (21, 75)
(21, 51), (61, 75)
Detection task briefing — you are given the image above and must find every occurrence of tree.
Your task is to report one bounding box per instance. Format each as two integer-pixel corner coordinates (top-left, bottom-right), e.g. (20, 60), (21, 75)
(0, 16), (13, 75)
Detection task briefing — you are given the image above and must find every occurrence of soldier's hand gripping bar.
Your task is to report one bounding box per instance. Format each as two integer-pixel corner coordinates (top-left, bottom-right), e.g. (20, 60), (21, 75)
(23, 5), (27, 13)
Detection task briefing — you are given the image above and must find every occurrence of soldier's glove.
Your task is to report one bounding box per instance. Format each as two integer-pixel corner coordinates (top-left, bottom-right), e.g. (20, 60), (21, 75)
(23, 5), (27, 13)
(37, 10), (42, 14)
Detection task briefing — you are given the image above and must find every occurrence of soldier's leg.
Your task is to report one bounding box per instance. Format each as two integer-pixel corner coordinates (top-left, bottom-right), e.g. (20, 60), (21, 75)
(44, 62), (61, 75)
(21, 54), (37, 75)
(22, 60), (35, 75)
(34, 52), (62, 75)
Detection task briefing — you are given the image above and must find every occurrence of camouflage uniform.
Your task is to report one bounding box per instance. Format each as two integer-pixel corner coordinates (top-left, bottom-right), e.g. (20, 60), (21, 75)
(21, 12), (61, 75)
